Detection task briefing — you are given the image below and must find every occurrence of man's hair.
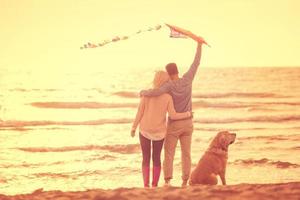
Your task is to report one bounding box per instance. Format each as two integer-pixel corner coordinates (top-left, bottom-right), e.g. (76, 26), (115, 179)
(165, 63), (179, 75)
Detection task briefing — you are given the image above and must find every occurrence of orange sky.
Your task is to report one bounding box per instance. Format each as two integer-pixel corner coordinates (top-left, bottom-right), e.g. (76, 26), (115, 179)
(0, 0), (299, 73)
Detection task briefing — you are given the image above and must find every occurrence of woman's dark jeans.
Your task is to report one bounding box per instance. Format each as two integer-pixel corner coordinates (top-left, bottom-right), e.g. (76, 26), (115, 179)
(139, 133), (164, 167)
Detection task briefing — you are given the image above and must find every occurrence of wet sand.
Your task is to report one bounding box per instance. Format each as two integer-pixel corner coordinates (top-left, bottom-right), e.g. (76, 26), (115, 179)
(1, 182), (299, 200)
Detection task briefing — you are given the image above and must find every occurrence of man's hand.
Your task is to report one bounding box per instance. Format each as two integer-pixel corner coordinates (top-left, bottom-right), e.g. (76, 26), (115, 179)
(195, 36), (210, 47)
(131, 129), (136, 137)
(195, 36), (205, 43)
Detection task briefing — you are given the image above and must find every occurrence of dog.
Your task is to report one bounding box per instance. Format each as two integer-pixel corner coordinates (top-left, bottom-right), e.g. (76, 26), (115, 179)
(189, 131), (236, 185)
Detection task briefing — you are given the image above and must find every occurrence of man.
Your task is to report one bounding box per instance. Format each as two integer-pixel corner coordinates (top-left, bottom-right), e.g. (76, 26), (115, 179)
(140, 39), (203, 186)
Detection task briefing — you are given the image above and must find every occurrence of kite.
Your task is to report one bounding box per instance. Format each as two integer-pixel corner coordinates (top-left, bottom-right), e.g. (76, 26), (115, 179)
(80, 24), (209, 49)
(166, 24), (210, 47)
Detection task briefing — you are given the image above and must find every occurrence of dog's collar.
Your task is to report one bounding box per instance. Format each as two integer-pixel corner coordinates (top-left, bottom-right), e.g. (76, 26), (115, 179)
(206, 147), (228, 158)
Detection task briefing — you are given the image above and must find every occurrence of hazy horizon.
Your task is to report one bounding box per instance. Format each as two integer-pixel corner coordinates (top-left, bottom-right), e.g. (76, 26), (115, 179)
(1, 0), (300, 75)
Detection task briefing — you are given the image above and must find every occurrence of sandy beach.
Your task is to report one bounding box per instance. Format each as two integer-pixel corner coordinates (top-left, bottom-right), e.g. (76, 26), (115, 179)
(1, 182), (299, 200)
(1, 0), (300, 199)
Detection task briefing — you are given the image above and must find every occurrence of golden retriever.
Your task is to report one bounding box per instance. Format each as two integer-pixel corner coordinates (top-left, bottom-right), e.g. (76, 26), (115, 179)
(189, 131), (236, 185)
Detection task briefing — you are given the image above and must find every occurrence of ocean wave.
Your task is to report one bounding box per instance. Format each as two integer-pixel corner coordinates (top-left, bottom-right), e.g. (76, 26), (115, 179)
(0, 155), (117, 169)
(238, 134), (300, 142)
(263, 102), (300, 106)
(193, 92), (287, 99)
(0, 119), (132, 128)
(34, 172), (71, 179)
(0, 163), (42, 169)
(0, 127), (32, 131)
(112, 91), (138, 98)
(30, 100), (253, 110)
(113, 91), (288, 99)
(259, 146), (300, 151)
(33, 170), (105, 179)
(194, 115), (300, 124)
(193, 101), (300, 109)
(9, 88), (29, 92)
(30, 102), (137, 109)
(0, 161), (66, 169)
(2, 115), (300, 129)
(90, 154), (116, 161)
(9, 88), (61, 92)
(32, 167), (138, 180)
(291, 146), (300, 150)
(193, 100), (253, 109)
(194, 127), (300, 133)
(29, 101), (296, 111)
(17, 144), (140, 154)
(231, 158), (300, 169)
(194, 127), (270, 132)
(0, 126), (67, 132)
(246, 107), (278, 112)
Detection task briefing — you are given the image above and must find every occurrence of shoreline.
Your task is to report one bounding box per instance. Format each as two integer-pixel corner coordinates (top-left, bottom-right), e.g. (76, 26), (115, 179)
(1, 182), (299, 200)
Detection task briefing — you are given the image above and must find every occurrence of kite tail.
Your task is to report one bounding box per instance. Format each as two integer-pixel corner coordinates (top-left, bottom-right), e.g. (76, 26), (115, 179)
(80, 24), (165, 49)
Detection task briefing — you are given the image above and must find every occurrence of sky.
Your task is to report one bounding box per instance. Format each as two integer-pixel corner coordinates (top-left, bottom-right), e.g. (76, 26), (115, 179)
(0, 0), (299, 74)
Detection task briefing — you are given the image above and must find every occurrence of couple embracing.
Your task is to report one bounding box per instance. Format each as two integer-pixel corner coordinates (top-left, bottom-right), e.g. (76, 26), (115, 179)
(131, 39), (204, 187)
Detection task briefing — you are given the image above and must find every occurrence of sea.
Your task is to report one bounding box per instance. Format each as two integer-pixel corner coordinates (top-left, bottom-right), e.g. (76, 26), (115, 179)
(0, 67), (299, 195)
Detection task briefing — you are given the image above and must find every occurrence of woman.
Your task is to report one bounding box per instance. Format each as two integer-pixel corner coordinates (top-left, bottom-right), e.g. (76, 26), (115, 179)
(131, 71), (191, 187)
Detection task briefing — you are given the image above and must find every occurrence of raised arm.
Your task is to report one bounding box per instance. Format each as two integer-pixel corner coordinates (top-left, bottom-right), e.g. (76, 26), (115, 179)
(132, 97), (146, 132)
(167, 97), (191, 120)
(140, 82), (171, 97)
(182, 42), (203, 82)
